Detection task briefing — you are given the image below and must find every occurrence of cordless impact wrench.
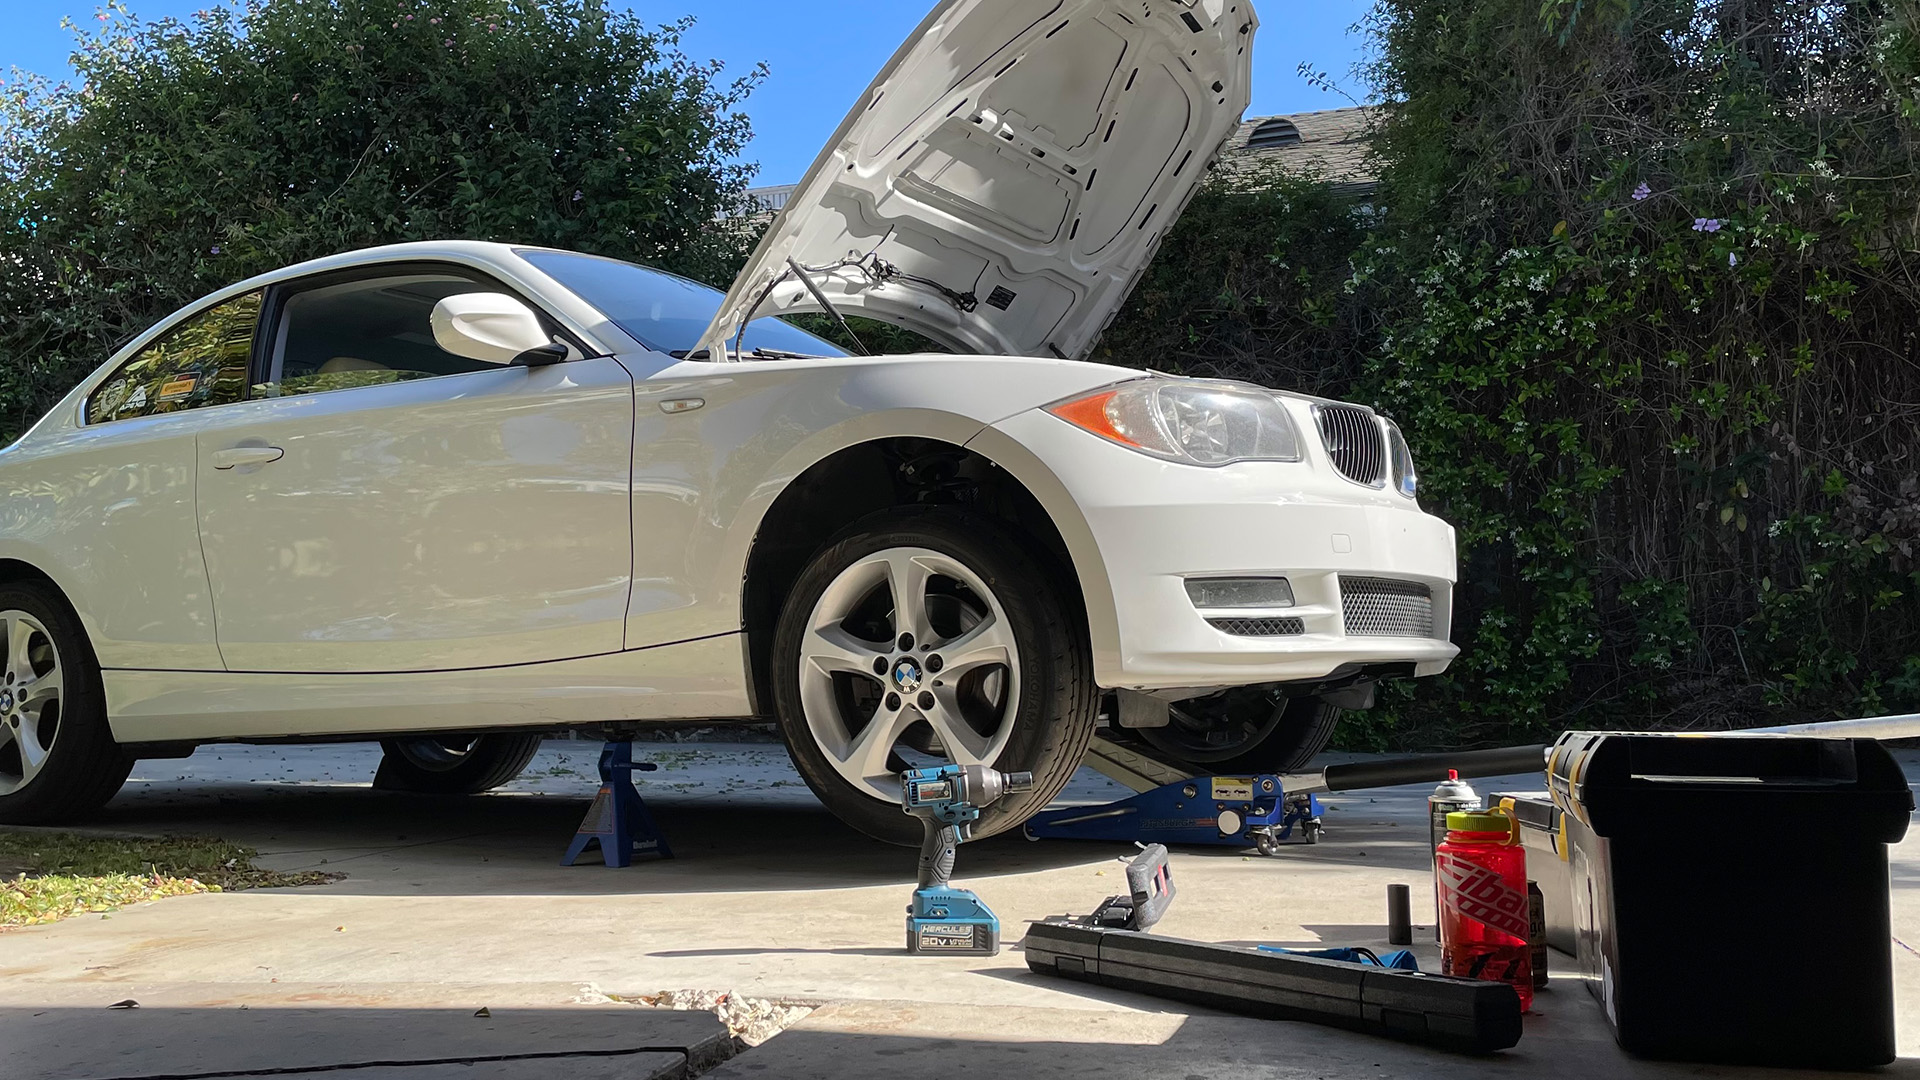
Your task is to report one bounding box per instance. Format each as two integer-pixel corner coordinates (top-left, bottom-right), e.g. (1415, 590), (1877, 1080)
(900, 763), (1033, 955)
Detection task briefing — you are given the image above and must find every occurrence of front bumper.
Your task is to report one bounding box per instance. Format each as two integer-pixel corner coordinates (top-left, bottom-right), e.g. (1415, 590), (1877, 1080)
(986, 406), (1461, 692)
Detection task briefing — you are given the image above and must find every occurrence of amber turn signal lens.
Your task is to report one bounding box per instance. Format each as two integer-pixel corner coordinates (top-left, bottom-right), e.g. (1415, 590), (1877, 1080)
(1046, 389), (1137, 447)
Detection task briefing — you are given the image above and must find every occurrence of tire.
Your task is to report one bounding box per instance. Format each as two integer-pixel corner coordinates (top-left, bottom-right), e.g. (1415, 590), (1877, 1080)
(770, 507), (1097, 845)
(1139, 689), (1342, 775)
(374, 733), (544, 794)
(0, 581), (132, 824)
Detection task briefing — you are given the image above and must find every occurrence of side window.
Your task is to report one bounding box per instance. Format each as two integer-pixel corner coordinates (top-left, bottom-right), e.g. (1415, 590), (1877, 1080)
(262, 273), (531, 398)
(86, 291), (261, 425)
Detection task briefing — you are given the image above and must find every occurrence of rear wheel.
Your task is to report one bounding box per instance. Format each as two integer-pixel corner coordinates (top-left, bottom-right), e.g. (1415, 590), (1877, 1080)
(770, 509), (1096, 845)
(1139, 689), (1341, 775)
(374, 733), (543, 794)
(0, 582), (131, 824)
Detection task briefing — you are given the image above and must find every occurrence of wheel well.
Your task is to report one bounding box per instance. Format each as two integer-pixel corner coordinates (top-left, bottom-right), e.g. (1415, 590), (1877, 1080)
(0, 557), (101, 687)
(0, 559), (80, 628)
(741, 437), (1084, 716)
(0, 559), (59, 592)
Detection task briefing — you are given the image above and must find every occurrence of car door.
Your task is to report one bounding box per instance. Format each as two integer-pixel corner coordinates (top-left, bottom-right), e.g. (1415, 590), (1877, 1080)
(192, 263), (635, 673)
(30, 290), (267, 672)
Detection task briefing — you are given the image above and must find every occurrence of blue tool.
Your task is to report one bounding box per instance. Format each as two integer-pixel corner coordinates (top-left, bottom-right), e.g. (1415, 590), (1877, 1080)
(562, 740), (673, 867)
(1260, 945), (1421, 970)
(900, 763), (1033, 955)
(1023, 773), (1323, 855)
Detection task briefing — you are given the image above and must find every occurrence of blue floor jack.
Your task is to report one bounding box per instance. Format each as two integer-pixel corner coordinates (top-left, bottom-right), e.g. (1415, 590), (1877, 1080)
(562, 740), (674, 867)
(1024, 770), (1323, 854)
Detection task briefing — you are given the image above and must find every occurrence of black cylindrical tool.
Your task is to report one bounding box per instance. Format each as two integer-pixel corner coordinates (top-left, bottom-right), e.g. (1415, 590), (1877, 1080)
(1387, 884), (1412, 945)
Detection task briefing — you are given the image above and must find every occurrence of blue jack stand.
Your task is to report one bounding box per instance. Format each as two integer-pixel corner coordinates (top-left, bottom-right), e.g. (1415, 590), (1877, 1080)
(1023, 774), (1323, 855)
(562, 740), (673, 867)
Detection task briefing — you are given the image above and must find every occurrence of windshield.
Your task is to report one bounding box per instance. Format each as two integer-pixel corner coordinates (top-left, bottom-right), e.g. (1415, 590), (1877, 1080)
(518, 249), (845, 358)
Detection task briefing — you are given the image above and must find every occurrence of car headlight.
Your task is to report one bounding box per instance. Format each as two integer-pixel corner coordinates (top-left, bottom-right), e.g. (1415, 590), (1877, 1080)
(1385, 420), (1418, 498)
(1045, 379), (1302, 466)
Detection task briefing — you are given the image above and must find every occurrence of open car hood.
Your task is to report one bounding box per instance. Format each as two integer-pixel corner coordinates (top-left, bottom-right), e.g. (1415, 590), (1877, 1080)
(696, 0), (1257, 360)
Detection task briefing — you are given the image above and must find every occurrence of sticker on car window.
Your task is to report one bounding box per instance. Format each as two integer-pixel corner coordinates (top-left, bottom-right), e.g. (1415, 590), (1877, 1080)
(156, 375), (199, 400)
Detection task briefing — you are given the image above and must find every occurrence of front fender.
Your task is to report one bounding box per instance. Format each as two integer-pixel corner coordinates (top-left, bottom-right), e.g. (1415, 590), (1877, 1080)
(962, 423), (1121, 683)
(621, 353), (1135, 654)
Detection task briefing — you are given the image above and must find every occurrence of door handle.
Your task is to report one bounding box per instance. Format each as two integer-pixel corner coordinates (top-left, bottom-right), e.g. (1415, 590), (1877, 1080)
(210, 445), (285, 470)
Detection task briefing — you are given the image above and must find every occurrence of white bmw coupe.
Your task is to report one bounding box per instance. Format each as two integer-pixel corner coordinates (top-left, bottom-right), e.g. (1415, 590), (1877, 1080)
(0, 0), (1456, 840)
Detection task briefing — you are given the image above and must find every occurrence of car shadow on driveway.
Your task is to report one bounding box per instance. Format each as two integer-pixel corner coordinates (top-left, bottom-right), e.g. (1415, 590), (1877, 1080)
(72, 741), (1453, 897)
(85, 779), (1126, 897)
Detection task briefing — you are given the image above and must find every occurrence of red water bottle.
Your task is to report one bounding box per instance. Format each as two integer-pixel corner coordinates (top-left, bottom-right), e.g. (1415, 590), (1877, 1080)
(1435, 808), (1532, 1011)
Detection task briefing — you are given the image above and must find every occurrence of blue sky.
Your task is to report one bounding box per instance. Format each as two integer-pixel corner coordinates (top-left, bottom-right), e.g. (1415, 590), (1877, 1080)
(0, 1), (1375, 187)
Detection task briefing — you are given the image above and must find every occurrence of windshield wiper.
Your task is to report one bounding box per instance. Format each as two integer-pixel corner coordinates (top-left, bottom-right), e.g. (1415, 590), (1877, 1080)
(670, 345), (826, 361)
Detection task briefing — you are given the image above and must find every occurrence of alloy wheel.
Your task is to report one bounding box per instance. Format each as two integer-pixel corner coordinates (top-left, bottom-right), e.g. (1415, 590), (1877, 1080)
(0, 610), (64, 797)
(796, 547), (1021, 801)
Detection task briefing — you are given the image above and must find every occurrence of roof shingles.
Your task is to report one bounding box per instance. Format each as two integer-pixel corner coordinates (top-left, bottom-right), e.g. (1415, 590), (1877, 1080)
(1218, 105), (1379, 196)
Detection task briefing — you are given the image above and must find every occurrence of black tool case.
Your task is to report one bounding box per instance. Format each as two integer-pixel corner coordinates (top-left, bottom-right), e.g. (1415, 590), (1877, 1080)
(1548, 732), (1913, 1068)
(1023, 922), (1522, 1054)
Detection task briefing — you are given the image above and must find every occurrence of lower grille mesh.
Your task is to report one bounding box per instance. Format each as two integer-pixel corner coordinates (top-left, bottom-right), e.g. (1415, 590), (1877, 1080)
(1340, 577), (1435, 637)
(1207, 616), (1306, 637)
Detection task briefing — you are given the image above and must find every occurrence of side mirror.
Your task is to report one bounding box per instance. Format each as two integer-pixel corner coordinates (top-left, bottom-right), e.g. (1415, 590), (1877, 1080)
(430, 292), (559, 366)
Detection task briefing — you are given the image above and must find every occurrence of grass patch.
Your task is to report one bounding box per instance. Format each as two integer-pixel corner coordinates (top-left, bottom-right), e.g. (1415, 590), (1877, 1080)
(0, 831), (339, 928)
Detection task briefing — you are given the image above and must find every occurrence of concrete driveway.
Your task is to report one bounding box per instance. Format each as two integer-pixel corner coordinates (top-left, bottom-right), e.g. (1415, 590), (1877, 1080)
(6, 740), (1919, 1078)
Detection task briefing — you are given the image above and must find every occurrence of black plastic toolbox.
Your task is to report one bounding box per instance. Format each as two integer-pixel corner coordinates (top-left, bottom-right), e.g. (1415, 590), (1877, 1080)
(1547, 731), (1912, 1068)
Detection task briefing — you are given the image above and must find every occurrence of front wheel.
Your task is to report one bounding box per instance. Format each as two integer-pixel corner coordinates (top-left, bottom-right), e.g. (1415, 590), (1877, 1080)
(374, 733), (543, 794)
(770, 509), (1096, 845)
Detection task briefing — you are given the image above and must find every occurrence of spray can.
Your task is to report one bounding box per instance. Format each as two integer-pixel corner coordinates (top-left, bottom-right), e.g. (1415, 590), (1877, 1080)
(1428, 769), (1480, 939)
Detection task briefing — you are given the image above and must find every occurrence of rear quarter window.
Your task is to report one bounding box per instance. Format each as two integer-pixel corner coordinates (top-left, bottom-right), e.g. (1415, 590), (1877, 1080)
(88, 291), (262, 424)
